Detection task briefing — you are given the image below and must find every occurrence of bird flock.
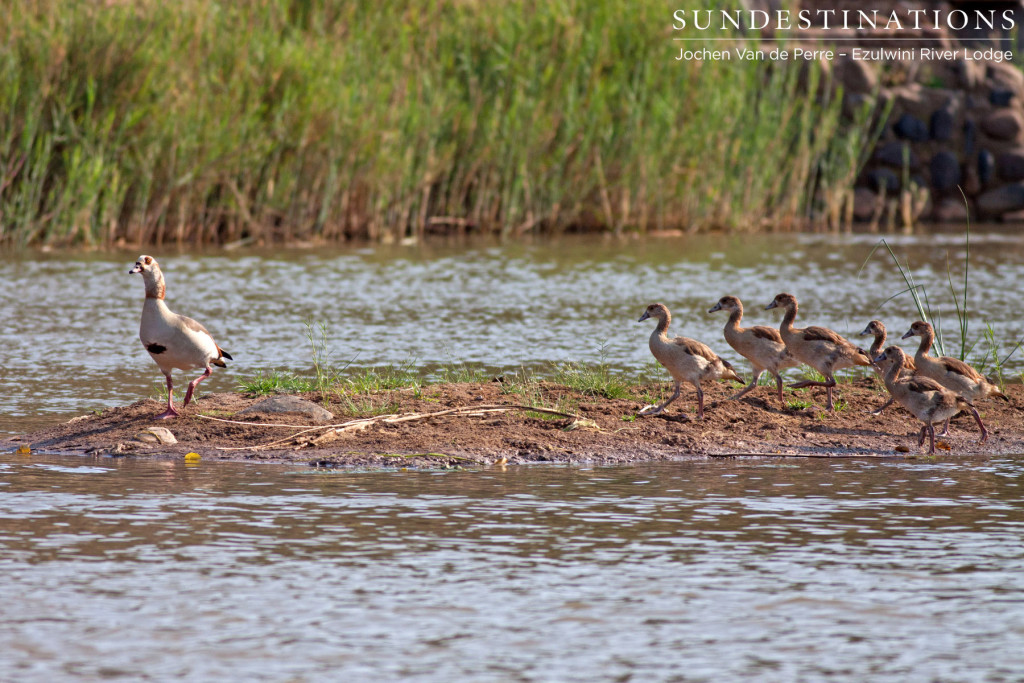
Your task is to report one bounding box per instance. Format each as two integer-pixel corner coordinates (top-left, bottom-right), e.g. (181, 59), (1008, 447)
(640, 294), (1007, 454)
(129, 255), (1008, 455)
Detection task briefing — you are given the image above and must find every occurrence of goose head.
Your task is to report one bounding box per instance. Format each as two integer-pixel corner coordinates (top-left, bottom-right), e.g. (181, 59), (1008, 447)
(901, 320), (932, 340)
(859, 320), (885, 338)
(765, 292), (796, 311)
(130, 255), (160, 277)
(708, 295), (741, 315)
(638, 303), (669, 323)
(873, 345), (907, 370)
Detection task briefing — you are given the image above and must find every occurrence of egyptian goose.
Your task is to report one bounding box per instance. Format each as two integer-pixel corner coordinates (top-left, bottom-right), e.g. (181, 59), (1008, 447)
(902, 320), (1005, 441)
(638, 303), (742, 419)
(129, 255), (232, 419)
(764, 293), (872, 412)
(858, 319), (915, 415)
(874, 346), (980, 454)
(708, 295), (797, 404)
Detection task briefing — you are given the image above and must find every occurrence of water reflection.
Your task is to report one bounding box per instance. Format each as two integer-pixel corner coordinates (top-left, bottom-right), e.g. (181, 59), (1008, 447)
(3, 228), (1024, 433)
(0, 454), (1022, 680)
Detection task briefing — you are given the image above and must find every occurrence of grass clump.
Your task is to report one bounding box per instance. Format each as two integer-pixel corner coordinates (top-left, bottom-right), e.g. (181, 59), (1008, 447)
(237, 370), (313, 396)
(1, 0), (875, 247)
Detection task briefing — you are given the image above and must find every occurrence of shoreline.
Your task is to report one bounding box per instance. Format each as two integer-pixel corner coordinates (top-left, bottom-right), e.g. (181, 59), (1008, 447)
(4, 381), (1023, 467)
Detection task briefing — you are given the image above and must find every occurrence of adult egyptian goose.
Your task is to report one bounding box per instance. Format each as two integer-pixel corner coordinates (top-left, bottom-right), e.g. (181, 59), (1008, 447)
(873, 346), (981, 454)
(902, 320), (1005, 440)
(764, 293), (872, 412)
(858, 319), (915, 415)
(638, 303), (742, 419)
(129, 255), (232, 419)
(708, 295), (797, 404)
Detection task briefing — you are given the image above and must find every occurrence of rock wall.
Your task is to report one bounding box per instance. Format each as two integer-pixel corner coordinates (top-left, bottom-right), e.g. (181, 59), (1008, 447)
(810, 0), (1024, 224)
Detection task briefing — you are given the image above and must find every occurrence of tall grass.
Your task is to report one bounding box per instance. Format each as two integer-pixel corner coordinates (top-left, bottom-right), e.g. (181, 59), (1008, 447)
(1, 0), (874, 246)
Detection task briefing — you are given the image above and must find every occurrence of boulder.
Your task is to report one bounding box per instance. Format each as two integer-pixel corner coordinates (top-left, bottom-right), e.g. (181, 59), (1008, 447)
(978, 149), (995, 185)
(990, 88), (1015, 107)
(977, 183), (1024, 215)
(997, 147), (1024, 181)
(929, 152), (961, 192)
(835, 56), (877, 94)
(930, 108), (955, 141)
(874, 141), (920, 169)
(933, 198), (970, 222)
(866, 168), (900, 193)
(893, 114), (929, 142)
(852, 187), (878, 221)
(964, 118), (977, 157)
(238, 396), (335, 422)
(981, 109), (1024, 141)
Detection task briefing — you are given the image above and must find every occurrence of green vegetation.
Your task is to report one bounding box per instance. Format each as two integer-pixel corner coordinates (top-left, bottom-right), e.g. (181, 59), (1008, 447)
(1, 0), (875, 247)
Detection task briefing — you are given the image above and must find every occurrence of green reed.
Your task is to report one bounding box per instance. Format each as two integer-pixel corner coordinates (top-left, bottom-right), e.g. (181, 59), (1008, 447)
(1, 0), (874, 247)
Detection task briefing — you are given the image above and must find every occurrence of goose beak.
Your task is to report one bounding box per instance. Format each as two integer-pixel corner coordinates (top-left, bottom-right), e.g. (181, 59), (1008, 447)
(901, 329), (915, 339)
(129, 264), (142, 274)
(872, 352), (886, 364)
(638, 311), (650, 323)
(708, 303), (721, 313)
(764, 301), (777, 310)
(858, 327), (871, 336)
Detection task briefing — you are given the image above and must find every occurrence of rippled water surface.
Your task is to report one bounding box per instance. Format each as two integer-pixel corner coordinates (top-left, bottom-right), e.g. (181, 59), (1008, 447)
(3, 228), (1024, 433)
(1, 453), (1023, 681)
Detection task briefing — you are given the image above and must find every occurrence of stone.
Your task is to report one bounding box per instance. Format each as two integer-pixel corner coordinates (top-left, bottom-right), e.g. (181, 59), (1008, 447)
(934, 198), (970, 222)
(866, 168), (899, 193)
(835, 56), (877, 94)
(874, 141), (920, 169)
(988, 62), (1024, 92)
(930, 108), (954, 141)
(978, 149), (995, 185)
(981, 110), (1024, 141)
(964, 118), (977, 157)
(134, 427), (177, 445)
(997, 148), (1024, 181)
(238, 396), (335, 422)
(990, 88), (1014, 107)
(929, 152), (961, 192)
(852, 187), (878, 221)
(893, 114), (929, 142)
(977, 183), (1024, 215)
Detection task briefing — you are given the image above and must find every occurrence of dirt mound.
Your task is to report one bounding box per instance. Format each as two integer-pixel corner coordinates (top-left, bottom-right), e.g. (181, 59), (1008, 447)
(4, 380), (1023, 467)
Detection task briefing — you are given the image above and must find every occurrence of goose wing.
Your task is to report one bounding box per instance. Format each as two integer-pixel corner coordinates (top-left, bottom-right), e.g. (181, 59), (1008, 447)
(670, 336), (721, 363)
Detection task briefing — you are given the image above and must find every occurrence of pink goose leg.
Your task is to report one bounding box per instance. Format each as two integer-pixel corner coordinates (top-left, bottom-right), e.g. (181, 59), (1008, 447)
(155, 374), (180, 420)
(183, 367), (212, 407)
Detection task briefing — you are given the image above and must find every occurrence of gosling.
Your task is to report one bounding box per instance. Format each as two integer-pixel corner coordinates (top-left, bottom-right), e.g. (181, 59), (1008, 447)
(874, 346), (982, 455)
(765, 293), (872, 412)
(708, 295), (797, 404)
(638, 303), (742, 419)
(902, 320), (1006, 441)
(858, 319), (915, 415)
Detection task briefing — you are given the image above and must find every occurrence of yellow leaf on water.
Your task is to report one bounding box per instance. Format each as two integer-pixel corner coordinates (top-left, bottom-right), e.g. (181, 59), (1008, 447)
(15, 445), (31, 456)
(184, 452), (201, 462)
(494, 456), (508, 466)
(935, 441), (951, 451)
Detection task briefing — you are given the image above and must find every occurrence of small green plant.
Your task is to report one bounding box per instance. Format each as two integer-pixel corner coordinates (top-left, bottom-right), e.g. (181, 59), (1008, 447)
(553, 342), (631, 399)
(237, 370), (313, 396)
(786, 398), (813, 410)
(150, 380), (185, 404)
(337, 395), (400, 417)
(436, 349), (488, 383)
(345, 361), (420, 393)
(621, 414), (637, 423)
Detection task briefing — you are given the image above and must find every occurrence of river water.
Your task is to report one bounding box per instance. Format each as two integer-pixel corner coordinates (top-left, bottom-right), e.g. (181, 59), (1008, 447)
(3, 228), (1024, 434)
(1, 452), (1022, 681)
